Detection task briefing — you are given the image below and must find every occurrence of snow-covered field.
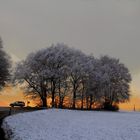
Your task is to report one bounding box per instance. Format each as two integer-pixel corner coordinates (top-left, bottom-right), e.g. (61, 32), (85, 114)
(2, 109), (140, 140)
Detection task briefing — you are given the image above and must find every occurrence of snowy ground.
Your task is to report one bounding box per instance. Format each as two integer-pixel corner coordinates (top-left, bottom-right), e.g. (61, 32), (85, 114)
(2, 109), (140, 140)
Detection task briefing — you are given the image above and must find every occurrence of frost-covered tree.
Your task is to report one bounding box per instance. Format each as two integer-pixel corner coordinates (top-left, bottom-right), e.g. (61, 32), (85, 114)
(40, 44), (74, 107)
(15, 44), (77, 107)
(14, 43), (132, 110)
(99, 56), (132, 109)
(79, 55), (131, 110)
(67, 50), (88, 109)
(56, 67), (70, 108)
(14, 53), (49, 107)
(84, 57), (102, 109)
(0, 37), (11, 90)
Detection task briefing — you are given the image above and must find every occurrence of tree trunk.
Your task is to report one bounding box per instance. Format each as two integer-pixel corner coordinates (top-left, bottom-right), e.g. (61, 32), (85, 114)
(81, 92), (84, 110)
(89, 95), (93, 109)
(42, 96), (47, 108)
(81, 81), (85, 110)
(58, 79), (62, 108)
(72, 87), (76, 109)
(59, 97), (64, 108)
(41, 84), (47, 108)
(86, 96), (89, 109)
(52, 91), (55, 108)
(51, 81), (56, 108)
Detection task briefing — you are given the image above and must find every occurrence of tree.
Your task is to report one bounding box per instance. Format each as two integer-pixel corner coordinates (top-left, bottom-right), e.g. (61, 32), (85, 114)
(99, 56), (132, 110)
(0, 37), (11, 90)
(15, 44), (76, 107)
(82, 56), (102, 109)
(68, 50), (87, 109)
(14, 52), (49, 107)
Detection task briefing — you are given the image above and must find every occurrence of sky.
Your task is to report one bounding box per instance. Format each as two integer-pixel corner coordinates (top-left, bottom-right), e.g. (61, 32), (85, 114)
(0, 0), (140, 109)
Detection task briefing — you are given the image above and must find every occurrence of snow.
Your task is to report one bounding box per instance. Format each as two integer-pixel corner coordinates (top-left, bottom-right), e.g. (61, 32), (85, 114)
(2, 109), (140, 140)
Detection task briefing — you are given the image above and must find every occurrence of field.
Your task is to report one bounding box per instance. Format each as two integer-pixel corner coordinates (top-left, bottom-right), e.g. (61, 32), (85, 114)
(2, 109), (140, 140)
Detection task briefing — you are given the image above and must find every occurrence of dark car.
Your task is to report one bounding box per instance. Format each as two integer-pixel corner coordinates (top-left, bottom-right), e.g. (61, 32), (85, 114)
(10, 101), (25, 107)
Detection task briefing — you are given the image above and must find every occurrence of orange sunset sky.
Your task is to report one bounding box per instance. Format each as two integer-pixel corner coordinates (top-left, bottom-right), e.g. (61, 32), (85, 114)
(0, 80), (140, 111)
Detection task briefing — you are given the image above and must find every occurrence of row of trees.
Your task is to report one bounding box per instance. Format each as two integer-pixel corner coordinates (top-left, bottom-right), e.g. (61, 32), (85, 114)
(14, 44), (132, 110)
(0, 37), (132, 110)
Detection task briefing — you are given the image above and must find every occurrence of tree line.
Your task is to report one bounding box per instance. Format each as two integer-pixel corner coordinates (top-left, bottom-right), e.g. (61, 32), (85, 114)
(0, 37), (132, 110)
(14, 43), (131, 110)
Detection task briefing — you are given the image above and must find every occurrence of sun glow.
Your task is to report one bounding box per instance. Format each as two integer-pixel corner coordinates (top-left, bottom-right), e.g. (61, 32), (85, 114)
(0, 83), (140, 111)
(0, 85), (35, 107)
